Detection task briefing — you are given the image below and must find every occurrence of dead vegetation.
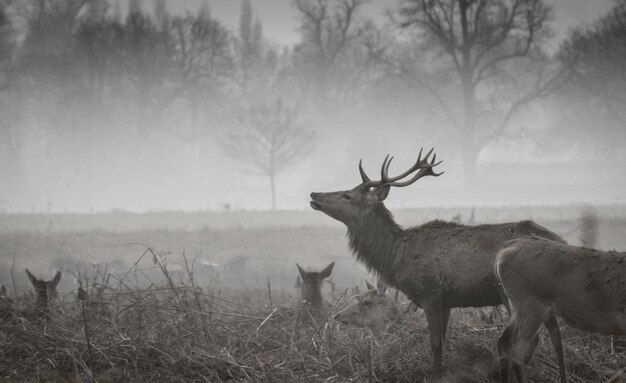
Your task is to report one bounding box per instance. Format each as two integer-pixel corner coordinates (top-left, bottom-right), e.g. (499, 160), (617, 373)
(1, 248), (625, 383)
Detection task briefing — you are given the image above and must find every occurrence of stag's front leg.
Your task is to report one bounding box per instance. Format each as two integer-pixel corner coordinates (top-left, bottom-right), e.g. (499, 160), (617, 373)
(423, 301), (447, 381)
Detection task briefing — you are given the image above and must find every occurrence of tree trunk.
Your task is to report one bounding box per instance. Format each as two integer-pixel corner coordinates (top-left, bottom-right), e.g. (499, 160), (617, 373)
(269, 173), (277, 210)
(459, 0), (478, 188)
(460, 74), (478, 188)
(461, 142), (478, 188)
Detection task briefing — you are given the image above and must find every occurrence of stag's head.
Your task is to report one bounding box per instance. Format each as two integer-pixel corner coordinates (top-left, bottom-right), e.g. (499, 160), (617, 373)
(310, 149), (443, 226)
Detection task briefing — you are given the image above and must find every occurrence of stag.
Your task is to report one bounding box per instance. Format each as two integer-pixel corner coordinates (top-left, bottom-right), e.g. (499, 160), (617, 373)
(496, 238), (626, 382)
(296, 262), (335, 317)
(309, 149), (567, 381)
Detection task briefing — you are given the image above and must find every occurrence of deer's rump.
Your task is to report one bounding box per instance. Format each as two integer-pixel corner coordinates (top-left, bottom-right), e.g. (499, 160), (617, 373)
(397, 220), (564, 309)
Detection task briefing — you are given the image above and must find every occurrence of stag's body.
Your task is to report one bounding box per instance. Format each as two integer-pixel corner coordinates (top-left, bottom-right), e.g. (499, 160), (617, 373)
(350, 218), (563, 309)
(310, 150), (565, 381)
(496, 238), (626, 382)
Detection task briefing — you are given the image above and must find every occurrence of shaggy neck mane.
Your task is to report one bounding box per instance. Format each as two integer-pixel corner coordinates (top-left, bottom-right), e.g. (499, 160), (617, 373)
(346, 203), (401, 280)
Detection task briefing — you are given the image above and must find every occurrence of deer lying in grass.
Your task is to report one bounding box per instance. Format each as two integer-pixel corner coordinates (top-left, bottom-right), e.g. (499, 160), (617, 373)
(496, 238), (626, 383)
(26, 269), (62, 321)
(0, 270), (62, 322)
(334, 280), (412, 331)
(309, 149), (566, 381)
(296, 262), (335, 318)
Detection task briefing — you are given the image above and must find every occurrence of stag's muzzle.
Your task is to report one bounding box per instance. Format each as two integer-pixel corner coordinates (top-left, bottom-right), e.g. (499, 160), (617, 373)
(309, 192), (322, 210)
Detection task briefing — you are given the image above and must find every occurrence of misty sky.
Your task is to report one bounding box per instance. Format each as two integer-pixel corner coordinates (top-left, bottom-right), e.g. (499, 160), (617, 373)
(161, 0), (614, 45)
(2, 0), (625, 213)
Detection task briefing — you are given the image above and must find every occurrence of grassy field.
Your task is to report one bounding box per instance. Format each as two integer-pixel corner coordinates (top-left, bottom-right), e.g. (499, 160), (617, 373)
(1, 207), (626, 382)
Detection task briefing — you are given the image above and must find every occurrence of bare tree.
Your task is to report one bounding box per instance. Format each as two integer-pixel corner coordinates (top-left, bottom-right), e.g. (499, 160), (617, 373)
(164, 9), (233, 139)
(220, 100), (314, 210)
(293, 0), (376, 107)
(393, 0), (566, 186)
(235, 0), (264, 94)
(554, 0), (626, 152)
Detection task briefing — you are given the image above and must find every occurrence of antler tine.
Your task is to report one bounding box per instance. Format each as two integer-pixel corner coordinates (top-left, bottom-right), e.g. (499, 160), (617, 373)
(386, 149), (444, 187)
(359, 159), (372, 184)
(359, 158), (387, 188)
(359, 149), (443, 188)
(381, 154), (390, 179)
(381, 148), (432, 184)
(381, 154), (393, 181)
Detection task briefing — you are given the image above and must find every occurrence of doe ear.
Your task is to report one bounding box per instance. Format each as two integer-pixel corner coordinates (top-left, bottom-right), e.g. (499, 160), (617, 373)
(366, 185), (390, 203)
(52, 271), (62, 287)
(319, 261), (335, 280)
(295, 275), (303, 290)
(25, 268), (38, 286)
(365, 280), (376, 291)
(296, 264), (306, 279)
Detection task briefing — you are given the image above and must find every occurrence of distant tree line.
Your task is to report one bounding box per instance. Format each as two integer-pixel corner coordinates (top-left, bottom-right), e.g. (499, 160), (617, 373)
(0, 0), (624, 209)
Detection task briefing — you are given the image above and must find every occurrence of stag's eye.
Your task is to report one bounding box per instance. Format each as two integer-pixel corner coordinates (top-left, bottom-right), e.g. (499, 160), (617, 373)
(341, 194), (352, 200)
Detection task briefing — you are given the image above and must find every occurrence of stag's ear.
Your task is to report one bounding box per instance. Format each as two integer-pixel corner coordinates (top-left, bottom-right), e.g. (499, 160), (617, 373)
(319, 262), (335, 279)
(52, 271), (62, 287)
(296, 264), (306, 279)
(365, 280), (375, 290)
(366, 185), (390, 203)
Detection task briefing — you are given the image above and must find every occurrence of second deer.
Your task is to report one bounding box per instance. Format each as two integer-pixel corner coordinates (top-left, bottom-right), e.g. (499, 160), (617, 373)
(296, 262), (334, 318)
(25, 269), (62, 320)
(496, 237), (626, 383)
(309, 149), (566, 381)
(1, 269), (62, 322)
(333, 280), (411, 331)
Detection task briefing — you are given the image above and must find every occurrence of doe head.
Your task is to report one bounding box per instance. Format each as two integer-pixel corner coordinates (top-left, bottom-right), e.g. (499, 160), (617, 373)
(25, 269), (62, 307)
(296, 262), (335, 306)
(333, 280), (392, 329)
(310, 149), (443, 226)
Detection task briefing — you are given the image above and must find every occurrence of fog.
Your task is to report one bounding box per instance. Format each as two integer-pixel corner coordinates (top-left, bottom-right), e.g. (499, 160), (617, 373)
(0, 0), (624, 214)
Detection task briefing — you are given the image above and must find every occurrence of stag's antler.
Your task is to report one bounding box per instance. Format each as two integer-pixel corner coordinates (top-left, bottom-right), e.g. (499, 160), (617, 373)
(359, 148), (443, 188)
